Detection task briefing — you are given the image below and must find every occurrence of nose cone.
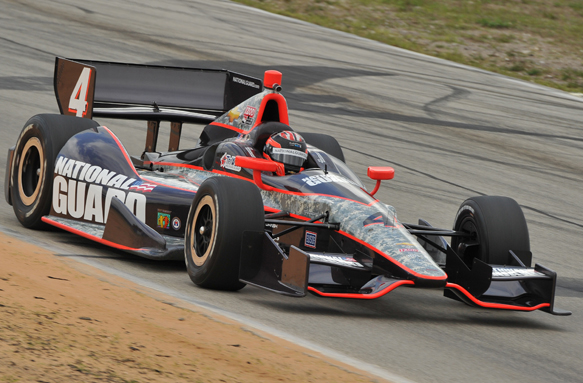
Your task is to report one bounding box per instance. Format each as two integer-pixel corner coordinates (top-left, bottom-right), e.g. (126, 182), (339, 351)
(264, 70), (282, 89)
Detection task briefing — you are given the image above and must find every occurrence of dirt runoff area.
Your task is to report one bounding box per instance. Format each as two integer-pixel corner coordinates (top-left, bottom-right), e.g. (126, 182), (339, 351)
(0, 232), (388, 383)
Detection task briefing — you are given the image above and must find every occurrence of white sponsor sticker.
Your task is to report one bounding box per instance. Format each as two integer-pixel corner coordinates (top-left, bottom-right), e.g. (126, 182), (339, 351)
(304, 230), (317, 248)
(492, 268), (546, 278)
(271, 147), (308, 160)
(309, 253), (365, 268)
(302, 174), (358, 187)
(53, 155), (145, 223)
(52, 175), (146, 223)
(232, 77), (260, 89)
(54, 156), (136, 189)
(219, 153), (241, 172)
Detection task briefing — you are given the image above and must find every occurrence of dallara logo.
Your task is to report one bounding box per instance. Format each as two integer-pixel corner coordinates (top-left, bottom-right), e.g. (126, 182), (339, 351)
(52, 156), (146, 223)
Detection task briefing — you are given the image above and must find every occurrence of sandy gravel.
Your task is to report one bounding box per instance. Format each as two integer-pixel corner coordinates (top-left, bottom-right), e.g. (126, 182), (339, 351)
(0, 232), (389, 383)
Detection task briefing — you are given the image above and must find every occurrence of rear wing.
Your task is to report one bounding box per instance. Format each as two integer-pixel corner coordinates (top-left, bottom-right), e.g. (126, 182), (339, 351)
(53, 57), (263, 124)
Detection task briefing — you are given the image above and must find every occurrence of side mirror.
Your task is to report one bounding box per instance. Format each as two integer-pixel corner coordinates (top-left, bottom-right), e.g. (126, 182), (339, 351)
(235, 157), (278, 173)
(367, 166), (395, 196)
(235, 157), (277, 191)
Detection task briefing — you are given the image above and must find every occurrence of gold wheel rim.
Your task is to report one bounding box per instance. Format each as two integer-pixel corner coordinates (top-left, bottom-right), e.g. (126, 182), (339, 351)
(17, 136), (44, 207)
(190, 195), (217, 267)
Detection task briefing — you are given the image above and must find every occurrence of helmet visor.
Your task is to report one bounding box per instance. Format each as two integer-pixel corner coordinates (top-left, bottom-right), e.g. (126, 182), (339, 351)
(270, 147), (307, 167)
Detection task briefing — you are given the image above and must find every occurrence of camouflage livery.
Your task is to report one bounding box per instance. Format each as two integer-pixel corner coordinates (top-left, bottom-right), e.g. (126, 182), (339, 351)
(260, 189), (445, 278)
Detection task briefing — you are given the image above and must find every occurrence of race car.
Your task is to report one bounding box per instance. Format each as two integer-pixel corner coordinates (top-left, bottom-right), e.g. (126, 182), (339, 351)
(5, 57), (570, 315)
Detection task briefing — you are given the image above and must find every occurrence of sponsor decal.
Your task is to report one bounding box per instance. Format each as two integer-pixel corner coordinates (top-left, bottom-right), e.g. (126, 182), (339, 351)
(280, 131), (303, 141)
(54, 156), (136, 189)
(314, 152), (326, 164)
(265, 223), (279, 229)
(362, 212), (401, 228)
(243, 106), (256, 119)
(492, 268), (546, 278)
(309, 253), (365, 269)
(157, 212), (171, 229)
(242, 106), (256, 128)
(302, 173), (357, 187)
(398, 248), (419, 252)
(52, 156), (145, 223)
(243, 105), (257, 121)
(271, 147), (308, 160)
(129, 180), (157, 193)
(304, 230), (317, 249)
(232, 76), (260, 89)
(363, 213), (385, 227)
(172, 217), (181, 230)
(227, 107), (241, 122)
(219, 153), (241, 172)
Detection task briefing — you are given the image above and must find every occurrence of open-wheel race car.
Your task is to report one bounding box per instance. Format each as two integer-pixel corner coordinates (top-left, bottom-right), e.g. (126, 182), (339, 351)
(5, 58), (570, 315)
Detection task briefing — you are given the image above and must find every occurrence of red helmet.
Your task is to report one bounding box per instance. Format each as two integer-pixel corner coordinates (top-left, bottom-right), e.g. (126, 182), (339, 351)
(264, 131), (308, 173)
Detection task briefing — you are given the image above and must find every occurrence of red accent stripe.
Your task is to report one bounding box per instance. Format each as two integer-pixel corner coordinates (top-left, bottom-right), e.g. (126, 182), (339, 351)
(337, 230), (448, 281)
(267, 137), (282, 148)
(149, 161), (255, 183)
(308, 280), (414, 299)
(103, 126), (198, 195)
(363, 222), (385, 227)
(137, 178), (194, 193)
(209, 121), (247, 134)
(252, 93), (290, 128)
(101, 126), (140, 177)
(254, 183), (381, 206)
(41, 216), (145, 251)
(150, 159), (383, 206)
(446, 283), (551, 311)
(102, 155), (434, 280)
(150, 161), (380, 206)
(149, 161), (204, 171)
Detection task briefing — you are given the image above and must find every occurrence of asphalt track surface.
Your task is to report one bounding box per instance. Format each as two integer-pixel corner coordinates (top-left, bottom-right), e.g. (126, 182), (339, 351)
(1, 1), (583, 382)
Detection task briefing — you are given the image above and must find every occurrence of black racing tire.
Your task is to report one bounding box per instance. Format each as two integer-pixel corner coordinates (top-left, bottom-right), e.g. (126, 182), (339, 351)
(185, 177), (264, 291)
(451, 196), (530, 266)
(299, 132), (345, 163)
(10, 114), (99, 229)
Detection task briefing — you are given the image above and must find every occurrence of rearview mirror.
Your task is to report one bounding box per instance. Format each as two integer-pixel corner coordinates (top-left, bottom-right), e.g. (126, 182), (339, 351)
(367, 166), (395, 196)
(235, 157), (278, 173)
(367, 166), (394, 181)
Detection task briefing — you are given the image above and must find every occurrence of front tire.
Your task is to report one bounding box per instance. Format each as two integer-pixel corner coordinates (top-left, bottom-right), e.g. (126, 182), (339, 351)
(451, 196), (530, 266)
(185, 177), (264, 291)
(10, 114), (99, 228)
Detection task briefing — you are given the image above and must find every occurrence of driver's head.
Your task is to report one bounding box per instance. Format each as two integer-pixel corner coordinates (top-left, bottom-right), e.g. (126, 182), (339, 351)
(263, 131), (308, 174)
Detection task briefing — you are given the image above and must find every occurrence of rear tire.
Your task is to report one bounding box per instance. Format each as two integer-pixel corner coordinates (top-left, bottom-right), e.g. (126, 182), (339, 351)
(451, 196), (530, 265)
(300, 132), (345, 163)
(10, 114), (99, 228)
(185, 177), (264, 290)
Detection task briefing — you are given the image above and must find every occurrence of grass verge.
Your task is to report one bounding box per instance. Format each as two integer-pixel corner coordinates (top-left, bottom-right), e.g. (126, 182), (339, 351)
(233, 0), (583, 93)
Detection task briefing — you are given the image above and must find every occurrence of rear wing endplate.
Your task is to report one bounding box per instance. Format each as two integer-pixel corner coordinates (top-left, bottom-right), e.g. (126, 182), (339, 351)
(53, 57), (263, 124)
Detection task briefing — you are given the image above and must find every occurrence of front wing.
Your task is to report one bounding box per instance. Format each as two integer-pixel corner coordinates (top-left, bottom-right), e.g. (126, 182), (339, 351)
(239, 230), (570, 315)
